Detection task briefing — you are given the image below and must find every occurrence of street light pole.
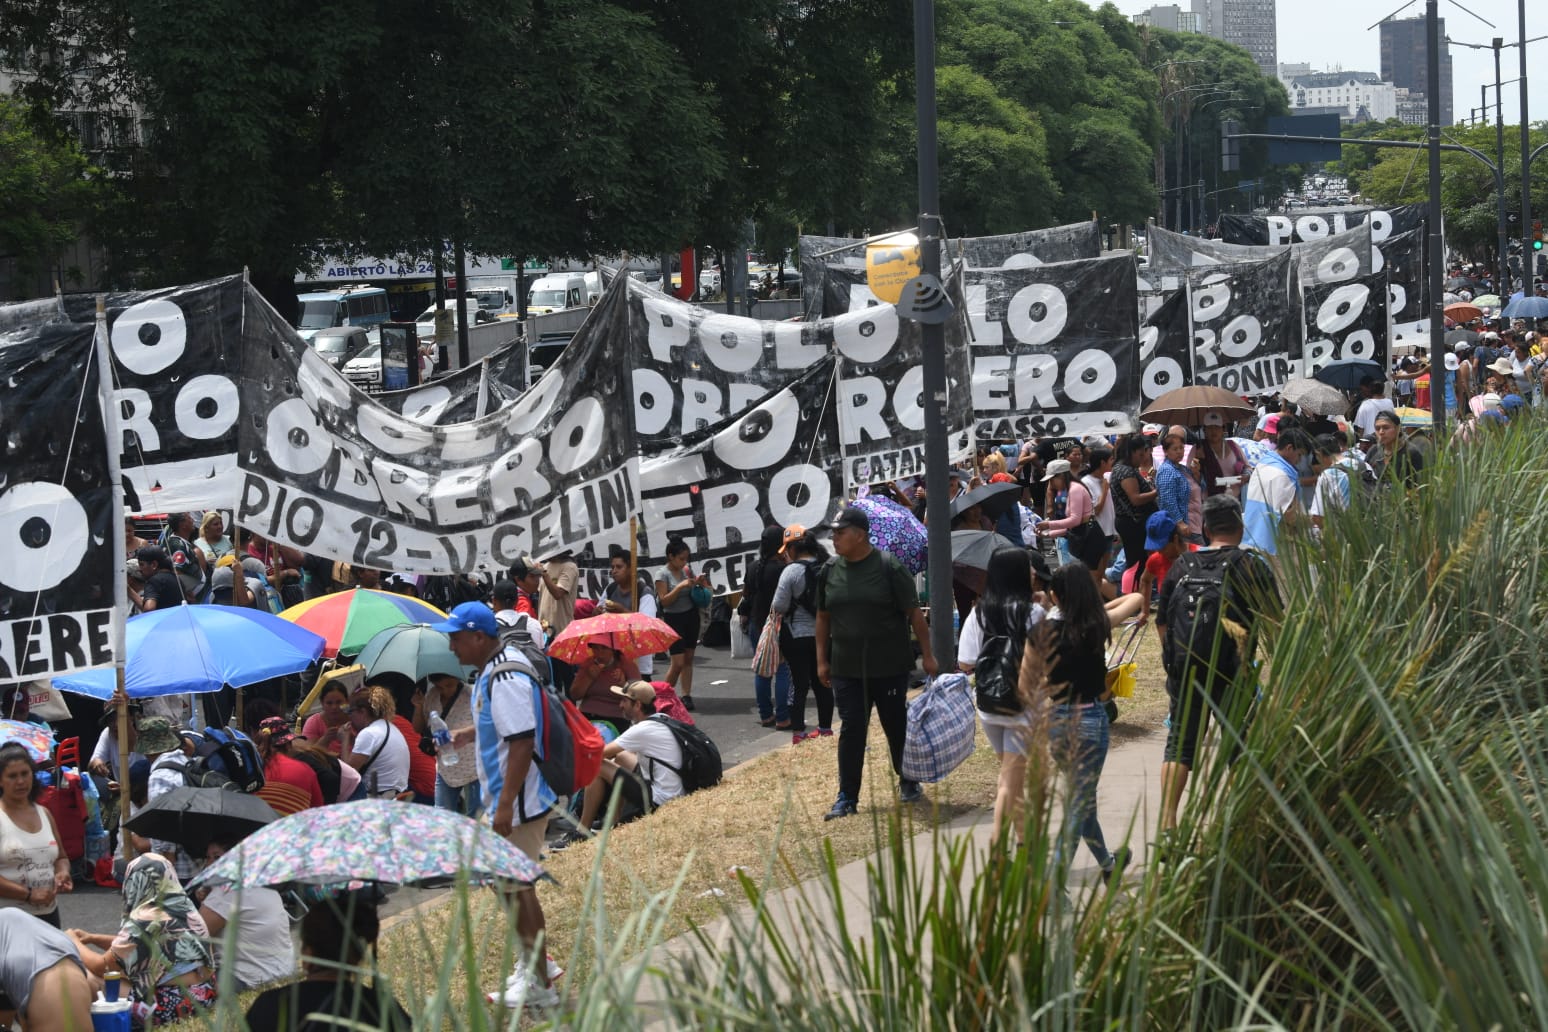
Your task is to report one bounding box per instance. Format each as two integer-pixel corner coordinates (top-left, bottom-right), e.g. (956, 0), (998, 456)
(1494, 37), (1510, 296)
(913, 0), (954, 670)
(1426, 0), (1445, 440)
(1521, 0), (1534, 293)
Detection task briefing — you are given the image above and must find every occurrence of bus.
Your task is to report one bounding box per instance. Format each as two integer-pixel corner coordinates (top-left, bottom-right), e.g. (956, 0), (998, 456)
(294, 285), (392, 343)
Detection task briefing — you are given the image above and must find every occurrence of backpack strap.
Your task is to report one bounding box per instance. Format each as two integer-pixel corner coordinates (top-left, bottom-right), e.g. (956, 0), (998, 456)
(645, 714), (685, 778)
(356, 721), (391, 774)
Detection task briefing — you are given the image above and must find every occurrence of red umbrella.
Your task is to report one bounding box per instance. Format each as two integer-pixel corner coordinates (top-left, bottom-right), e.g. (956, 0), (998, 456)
(547, 612), (679, 665)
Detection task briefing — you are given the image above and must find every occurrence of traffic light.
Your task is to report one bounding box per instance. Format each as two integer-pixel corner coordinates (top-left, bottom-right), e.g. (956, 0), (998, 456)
(1535, 222), (1544, 252)
(1221, 120), (1240, 173)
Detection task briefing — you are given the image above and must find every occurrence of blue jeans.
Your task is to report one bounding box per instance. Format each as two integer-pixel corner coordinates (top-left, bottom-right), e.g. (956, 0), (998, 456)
(1048, 703), (1113, 869)
(754, 649), (791, 723)
(435, 774), (483, 818)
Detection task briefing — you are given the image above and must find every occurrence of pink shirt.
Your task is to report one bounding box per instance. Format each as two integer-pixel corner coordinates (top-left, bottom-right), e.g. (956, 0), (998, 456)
(1039, 481), (1095, 536)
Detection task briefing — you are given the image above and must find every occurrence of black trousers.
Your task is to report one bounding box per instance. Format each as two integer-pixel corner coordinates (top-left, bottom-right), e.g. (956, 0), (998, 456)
(832, 673), (910, 801)
(781, 632), (833, 731)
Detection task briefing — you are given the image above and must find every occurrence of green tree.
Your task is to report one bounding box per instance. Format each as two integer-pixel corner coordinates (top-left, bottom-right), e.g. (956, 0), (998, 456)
(0, 96), (98, 280)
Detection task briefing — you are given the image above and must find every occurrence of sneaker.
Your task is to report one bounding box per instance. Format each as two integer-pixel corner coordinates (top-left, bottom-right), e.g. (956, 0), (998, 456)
(489, 963), (560, 1009)
(757, 716), (776, 728)
(899, 780), (924, 804)
(682, 695), (696, 712)
(823, 795), (858, 821)
(507, 956), (564, 986)
(792, 729), (820, 745)
(1101, 846), (1133, 885)
(816, 727), (834, 737)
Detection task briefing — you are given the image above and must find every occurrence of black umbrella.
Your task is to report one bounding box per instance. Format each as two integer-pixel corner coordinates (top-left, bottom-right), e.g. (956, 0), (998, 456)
(124, 787), (281, 855)
(950, 528), (1017, 572)
(1443, 328), (1478, 348)
(949, 481), (1022, 523)
(1312, 359), (1384, 392)
(1445, 276), (1474, 291)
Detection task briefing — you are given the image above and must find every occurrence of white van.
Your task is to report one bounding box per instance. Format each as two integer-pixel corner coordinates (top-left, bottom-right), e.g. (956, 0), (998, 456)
(526, 274), (586, 315)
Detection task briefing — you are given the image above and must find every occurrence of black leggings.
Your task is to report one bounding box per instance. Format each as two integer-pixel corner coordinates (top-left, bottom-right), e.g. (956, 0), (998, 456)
(780, 632), (832, 731)
(1163, 667), (1250, 768)
(1114, 514), (1150, 578)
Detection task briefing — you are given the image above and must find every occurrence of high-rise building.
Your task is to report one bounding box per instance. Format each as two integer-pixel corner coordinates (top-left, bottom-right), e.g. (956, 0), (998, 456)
(1379, 15), (1453, 126)
(1191, 0), (1277, 79)
(1133, 4), (1201, 33)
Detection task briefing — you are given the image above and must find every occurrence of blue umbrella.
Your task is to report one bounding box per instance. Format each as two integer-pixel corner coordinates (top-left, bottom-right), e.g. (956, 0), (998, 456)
(1502, 295), (1548, 320)
(53, 604), (327, 700)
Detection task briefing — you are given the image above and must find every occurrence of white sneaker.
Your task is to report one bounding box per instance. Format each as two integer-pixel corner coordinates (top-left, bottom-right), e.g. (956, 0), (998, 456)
(506, 955), (564, 986)
(488, 962), (560, 1009)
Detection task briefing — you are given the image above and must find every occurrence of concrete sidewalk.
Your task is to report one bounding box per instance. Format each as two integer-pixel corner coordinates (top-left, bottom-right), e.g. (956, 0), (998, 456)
(629, 724), (1168, 1018)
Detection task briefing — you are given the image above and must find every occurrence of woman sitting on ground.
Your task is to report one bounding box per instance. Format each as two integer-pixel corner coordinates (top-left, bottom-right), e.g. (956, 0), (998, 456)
(66, 853), (217, 1028)
(339, 687), (411, 800)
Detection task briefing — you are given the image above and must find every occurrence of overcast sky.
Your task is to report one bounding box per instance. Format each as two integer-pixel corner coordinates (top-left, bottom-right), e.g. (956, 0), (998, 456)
(1082, 0), (1547, 126)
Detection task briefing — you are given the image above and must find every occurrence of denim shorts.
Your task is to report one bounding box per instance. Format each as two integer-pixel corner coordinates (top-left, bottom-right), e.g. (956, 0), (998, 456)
(980, 716), (1033, 756)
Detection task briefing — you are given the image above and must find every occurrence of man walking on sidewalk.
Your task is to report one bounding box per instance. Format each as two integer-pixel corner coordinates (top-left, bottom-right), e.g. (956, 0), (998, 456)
(816, 505), (939, 820)
(1155, 495), (1278, 834)
(436, 601), (559, 1010)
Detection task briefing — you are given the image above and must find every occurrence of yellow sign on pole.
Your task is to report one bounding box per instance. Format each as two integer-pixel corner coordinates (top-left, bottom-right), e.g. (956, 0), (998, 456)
(865, 232), (922, 304)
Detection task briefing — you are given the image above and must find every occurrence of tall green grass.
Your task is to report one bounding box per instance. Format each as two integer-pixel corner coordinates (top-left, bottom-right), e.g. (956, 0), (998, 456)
(208, 417), (1548, 1029)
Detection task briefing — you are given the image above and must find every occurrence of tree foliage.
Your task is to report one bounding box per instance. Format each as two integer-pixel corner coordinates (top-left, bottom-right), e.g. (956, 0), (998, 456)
(1351, 121), (1548, 259)
(0, 97), (98, 277)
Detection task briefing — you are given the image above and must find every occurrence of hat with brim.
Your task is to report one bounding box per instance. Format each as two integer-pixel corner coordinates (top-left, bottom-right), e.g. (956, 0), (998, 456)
(134, 716), (180, 755)
(1488, 357), (1515, 376)
(1144, 511), (1178, 551)
(609, 680), (657, 708)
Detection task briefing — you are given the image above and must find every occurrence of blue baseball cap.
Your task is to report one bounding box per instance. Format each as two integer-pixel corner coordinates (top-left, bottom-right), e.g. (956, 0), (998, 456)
(1501, 393), (1526, 413)
(430, 601), (499, 637)
(1144, 511), (1179, 550)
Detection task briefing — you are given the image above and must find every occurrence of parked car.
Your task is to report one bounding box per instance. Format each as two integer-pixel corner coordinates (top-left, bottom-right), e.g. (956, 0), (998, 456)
(310, 326), (371, 370)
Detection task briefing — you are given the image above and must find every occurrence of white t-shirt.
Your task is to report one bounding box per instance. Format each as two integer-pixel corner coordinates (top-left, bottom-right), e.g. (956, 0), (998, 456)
(611, 718), (686, 805)
(201, 885), (297, 989)
(1081, 472), (1115, 536)
(957, 603), (1046, 727)
(1354, 397), (1395, 436)
(351, 718), (409, 796)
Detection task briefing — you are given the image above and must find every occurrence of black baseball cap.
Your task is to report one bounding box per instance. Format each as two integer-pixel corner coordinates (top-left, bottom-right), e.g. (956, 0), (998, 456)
(828, 505), (870, 533)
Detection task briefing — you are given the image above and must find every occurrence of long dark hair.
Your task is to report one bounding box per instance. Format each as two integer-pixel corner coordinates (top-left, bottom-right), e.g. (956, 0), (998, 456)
(757, 525), (785, 561)
(977, 548), (1033, 641)
(787, 530), (830, 563)
(1048, 561), (1110, 655)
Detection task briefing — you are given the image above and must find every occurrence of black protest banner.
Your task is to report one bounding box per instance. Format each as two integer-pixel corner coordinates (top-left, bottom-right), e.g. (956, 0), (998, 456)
(967, 255), (1141, 440)
(1186, 253), (1299, 396)
(236, 276), (638, 575)
(1147, 224), (1371, 294)
(837, 272), (975, 485)
(625, 358), (844, 597)
(60, 277), (248, 511)
(801, 222), (1102, 317)
(375, 336), (531, 425)
(1139, 290), (1194, 406)
(1303, 270), (1390, 375)
(1218, 203), (1424, 247)
(1382, 227), (1429, 348)
(0, 320), (116, 681)
(628, 283), (830, 448)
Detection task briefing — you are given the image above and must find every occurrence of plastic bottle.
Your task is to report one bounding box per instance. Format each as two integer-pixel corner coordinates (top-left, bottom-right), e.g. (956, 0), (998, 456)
(428, 709), (460, 768)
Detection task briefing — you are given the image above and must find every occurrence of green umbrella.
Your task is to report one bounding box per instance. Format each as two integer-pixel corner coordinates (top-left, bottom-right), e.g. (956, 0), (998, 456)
(356, 623), (474, 684)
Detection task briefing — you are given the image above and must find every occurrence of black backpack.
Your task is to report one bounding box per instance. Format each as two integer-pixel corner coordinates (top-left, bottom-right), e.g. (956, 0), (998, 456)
(790, 558), (830, 618)
(170, 726), (266, 793)
(498, 614), (552, 684)
(648, 714), (723, 794)
(974, 628), (1026, 716)
(1163, 548), (1250, 678)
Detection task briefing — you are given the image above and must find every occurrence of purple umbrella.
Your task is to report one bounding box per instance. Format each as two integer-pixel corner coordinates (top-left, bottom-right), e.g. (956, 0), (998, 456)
(850, 496), (927, 573)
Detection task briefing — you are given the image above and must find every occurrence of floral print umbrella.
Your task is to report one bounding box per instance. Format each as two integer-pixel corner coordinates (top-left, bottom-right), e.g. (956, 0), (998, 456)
(547, 612), (680, 665)
(187, 799), (549, 890)
(0, 719), (55, 764)
(851, 495), (927, 573)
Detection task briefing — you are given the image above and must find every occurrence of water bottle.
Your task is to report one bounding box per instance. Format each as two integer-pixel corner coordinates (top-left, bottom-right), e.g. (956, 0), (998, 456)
(428, 709), (460, 768)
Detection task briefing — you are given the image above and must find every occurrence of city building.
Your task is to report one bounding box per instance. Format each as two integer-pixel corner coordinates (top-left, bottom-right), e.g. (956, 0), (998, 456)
(1379, 15), (1453, 126)
(1279, 69), (1397, 123)
(1132, 4), (1201, 33)
(1191, 0), (1278, 79)
(1394, 88), (1431, 126)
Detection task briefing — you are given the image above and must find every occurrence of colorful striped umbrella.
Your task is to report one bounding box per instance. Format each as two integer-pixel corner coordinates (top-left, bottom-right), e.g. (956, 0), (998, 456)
(188, 799), (549, 889)
(281, 589), (448, 658)
(547, 612), (680, 664)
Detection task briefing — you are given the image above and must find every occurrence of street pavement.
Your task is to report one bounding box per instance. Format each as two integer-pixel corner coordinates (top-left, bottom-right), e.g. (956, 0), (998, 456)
(57, 637), (786, 933)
